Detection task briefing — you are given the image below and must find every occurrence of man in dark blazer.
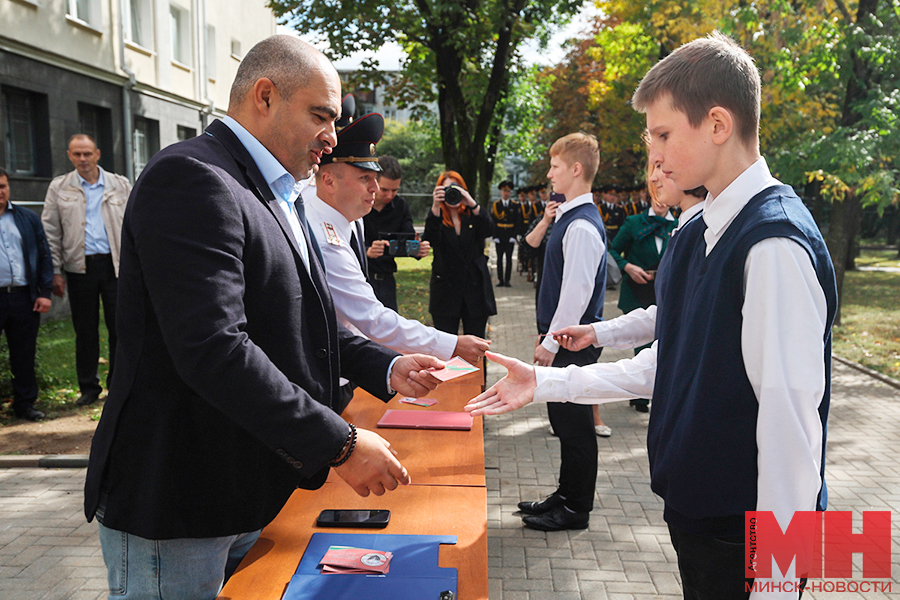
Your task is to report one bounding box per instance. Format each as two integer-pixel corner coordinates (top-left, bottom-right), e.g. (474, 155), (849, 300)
(84, 36), (442, 598)
(0, 168), (53, 421)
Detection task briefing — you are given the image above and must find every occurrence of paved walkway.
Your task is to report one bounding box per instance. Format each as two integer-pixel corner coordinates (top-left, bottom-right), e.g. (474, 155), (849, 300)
(2, 255), (900, 599)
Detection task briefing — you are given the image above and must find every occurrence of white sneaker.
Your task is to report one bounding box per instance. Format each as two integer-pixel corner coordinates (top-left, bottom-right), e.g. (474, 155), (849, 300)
(594, 425), (612, 437)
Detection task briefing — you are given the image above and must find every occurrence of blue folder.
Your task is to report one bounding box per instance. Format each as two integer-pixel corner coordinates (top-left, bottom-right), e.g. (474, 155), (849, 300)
(282, 532), (457, 599)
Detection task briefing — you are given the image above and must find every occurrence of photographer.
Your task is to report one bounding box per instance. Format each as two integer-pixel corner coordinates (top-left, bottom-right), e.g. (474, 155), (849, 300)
(423, 171), (496, 340)
(362, 156), (430, 312)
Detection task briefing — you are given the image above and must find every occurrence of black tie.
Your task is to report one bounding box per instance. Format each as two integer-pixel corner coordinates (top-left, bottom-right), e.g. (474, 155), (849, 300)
(292, 198), (325, 269)
(350, 221), (368, 278)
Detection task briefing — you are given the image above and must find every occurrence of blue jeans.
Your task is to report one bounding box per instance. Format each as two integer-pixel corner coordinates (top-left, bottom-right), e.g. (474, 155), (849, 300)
(97, 522), (261, 599)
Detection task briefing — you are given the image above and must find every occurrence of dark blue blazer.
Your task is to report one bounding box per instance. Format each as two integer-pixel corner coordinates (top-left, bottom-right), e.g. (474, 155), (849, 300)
(84, 120), (398, 540)
(8, 203), (53, 302)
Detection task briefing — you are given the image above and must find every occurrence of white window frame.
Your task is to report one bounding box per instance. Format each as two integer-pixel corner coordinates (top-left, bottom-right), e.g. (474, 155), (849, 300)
(67, 0), (102, 28)
(126, 0), (154, 50)
(169, 3), (192, 67)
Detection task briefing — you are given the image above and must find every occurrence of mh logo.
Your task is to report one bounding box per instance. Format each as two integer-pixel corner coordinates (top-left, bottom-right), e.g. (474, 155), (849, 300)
(745, 511), (891, 579)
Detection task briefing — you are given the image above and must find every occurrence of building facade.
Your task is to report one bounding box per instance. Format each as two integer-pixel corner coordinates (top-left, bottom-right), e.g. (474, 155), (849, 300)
(1, 0), (276, 204)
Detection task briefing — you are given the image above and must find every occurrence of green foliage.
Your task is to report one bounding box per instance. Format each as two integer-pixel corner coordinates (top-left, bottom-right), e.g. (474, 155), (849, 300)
(395, 254), (434, 325)
(268, 0), (584, 196)
(378, 118), (444, 192)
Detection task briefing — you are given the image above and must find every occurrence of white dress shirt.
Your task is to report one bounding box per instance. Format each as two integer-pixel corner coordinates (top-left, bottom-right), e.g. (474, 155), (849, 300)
(534, 159), (828, 598)
(305, 195), (457, 360)
(540, 193), (606, 354)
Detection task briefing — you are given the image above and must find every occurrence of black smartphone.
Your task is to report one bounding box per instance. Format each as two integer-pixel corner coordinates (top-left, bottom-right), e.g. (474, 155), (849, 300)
(316, 509), (391, 528)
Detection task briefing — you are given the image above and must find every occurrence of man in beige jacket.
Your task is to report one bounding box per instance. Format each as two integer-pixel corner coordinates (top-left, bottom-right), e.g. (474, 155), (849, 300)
(42, 134), (130, 406)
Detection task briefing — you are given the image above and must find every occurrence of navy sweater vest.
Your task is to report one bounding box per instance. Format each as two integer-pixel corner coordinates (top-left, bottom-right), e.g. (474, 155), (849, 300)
(651, 185), (837, 537)
(537, 203), (608, 333)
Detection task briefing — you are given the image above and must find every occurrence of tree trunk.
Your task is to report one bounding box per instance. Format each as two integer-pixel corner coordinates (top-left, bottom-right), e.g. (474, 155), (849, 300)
(824, 0), (880, 325)
(826, 193), (860, 326)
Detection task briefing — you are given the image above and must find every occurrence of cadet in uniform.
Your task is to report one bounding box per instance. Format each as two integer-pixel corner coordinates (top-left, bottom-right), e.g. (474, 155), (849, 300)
(491, 180), (520, 287)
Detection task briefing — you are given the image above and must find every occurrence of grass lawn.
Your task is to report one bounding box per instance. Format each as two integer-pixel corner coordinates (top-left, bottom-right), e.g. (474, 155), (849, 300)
(831, 250), (900, 381)
(395, 254), (434, 325)
(0, 313), (109, 424)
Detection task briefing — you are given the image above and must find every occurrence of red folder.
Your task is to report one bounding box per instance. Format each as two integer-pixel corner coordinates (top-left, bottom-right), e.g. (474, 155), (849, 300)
(376, 410), (474, 431)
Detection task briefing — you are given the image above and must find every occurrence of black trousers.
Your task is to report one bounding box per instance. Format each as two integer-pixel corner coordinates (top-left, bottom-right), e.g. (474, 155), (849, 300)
(0, 289), (41, 413)
(65, 254), (117, 397)
(432, 312), (488, 340)
(667, 524), (805, 599)
(547, 345), (602, 513)
(370, 273), (398, 312)
(495, 241), (514, 284)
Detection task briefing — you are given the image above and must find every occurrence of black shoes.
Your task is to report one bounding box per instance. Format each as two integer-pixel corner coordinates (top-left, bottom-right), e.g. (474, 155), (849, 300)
(630, 399), (650, 413)
(522, 504), (589, 531)
(76, 392), (100, 406)
(15, 405), (45, 421)
(497, 281), (511, 287)
(517, 493), (565, 515)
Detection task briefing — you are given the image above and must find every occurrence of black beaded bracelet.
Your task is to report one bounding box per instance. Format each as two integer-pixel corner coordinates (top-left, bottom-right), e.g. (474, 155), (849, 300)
(329, 423), (357, 468)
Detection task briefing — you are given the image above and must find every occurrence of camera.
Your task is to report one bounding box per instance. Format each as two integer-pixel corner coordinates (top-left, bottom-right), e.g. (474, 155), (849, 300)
(443, 183), (464, 206)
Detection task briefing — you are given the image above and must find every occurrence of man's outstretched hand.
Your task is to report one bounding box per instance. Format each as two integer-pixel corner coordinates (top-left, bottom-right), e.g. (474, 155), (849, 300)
(465, 351), (537, 416)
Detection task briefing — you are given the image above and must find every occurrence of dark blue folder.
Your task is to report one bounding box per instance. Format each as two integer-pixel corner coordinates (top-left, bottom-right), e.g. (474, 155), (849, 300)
(282, 532), (457, 599)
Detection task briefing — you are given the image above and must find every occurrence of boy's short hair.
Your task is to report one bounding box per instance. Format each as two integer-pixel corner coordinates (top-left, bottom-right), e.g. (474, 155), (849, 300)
(549, 132), (600, 183)
(632, 31), (760, 145)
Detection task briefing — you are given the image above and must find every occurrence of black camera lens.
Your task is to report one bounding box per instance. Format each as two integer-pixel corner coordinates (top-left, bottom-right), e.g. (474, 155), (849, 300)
(444, 184), (463, 206)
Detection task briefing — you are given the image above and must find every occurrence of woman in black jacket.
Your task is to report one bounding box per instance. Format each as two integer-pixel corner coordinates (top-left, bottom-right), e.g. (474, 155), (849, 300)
(423, 170), (496, 339)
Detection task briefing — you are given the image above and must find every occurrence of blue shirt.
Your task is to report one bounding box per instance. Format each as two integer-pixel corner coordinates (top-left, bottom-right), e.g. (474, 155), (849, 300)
(0, 204), (28, 287)
(220, 116), (310, 268)
(79, 170), (112, 256)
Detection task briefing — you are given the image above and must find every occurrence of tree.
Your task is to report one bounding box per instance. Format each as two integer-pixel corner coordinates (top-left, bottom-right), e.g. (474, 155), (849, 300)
(561, 0), (899, 323)
(268, 0), (583, 203)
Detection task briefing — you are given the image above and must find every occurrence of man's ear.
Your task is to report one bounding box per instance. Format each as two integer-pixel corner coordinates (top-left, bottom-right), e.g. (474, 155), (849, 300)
(252, 78), (277, 115)
(319, 167), (337, 193)
(571, 161), (583, 179)
(708, 106), (734, 145)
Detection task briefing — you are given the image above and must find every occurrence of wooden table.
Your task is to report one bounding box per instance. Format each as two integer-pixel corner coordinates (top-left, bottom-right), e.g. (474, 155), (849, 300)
(218, 368), (488, 599)
(218, 483), (488, 600)
(329, 373), (485, 487)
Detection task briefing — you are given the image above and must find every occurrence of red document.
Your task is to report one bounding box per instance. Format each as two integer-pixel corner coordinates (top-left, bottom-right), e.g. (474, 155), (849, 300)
(377, 409), (474, 431)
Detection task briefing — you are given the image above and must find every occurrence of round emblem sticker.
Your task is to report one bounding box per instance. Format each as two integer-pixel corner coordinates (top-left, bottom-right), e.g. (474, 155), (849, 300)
(361, 552), (387, 567)
(369, 143), (376, 155)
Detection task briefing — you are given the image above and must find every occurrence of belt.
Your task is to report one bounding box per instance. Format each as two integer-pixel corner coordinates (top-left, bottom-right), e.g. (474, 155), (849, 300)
(370, 273), (393, 281)
(0, 285), (29, 294)
(497, 223), (515, 228)
(86, 253), (112, 261)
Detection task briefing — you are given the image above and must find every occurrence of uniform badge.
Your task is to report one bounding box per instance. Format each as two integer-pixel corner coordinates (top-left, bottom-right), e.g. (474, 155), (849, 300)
(323, 223), (343, 246)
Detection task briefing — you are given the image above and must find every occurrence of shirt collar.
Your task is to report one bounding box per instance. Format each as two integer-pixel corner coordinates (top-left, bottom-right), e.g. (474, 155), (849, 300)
(703, 157), (780, 239)
(648, 207), (675, 221)
(222, 116), (296, 201)
(308, 194), (353, 240)
(555, 192), (593, 221)
(77, 169), (105, 189)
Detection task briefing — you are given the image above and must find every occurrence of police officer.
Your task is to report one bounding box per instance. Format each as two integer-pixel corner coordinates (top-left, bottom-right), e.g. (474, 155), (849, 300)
(305, 114), (490, 403)
(491, 180), (520, 287)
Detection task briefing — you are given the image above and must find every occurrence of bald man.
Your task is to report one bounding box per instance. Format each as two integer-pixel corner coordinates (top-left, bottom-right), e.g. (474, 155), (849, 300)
(84, 35), (442, 597)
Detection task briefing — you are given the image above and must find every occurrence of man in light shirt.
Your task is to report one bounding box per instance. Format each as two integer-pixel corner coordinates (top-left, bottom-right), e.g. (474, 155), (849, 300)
(467, 32), (837, 600)
(41, 134), (130, 406)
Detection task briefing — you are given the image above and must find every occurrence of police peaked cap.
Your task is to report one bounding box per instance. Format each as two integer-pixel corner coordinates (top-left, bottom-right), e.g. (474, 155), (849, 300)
(321, 112), (384, 172)
(498, 180), (514, 190)
(335, 93), (356, 130)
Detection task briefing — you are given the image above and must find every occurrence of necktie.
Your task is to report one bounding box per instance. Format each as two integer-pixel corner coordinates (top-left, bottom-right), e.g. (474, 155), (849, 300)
(350, 221), (368, 278)
(293, 197), (325, 269)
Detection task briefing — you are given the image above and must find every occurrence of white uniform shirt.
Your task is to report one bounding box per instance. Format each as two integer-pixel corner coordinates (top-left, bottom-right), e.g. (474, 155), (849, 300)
(540, 192), (607, 354)
(534, 160), (827, 598)
(305, 195), (457, 361)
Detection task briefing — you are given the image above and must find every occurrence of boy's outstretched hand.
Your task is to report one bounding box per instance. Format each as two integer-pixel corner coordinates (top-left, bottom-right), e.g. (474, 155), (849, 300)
(465, 351), (537, 416)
